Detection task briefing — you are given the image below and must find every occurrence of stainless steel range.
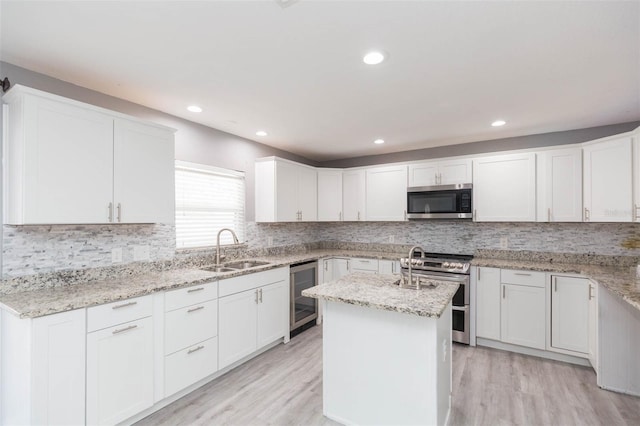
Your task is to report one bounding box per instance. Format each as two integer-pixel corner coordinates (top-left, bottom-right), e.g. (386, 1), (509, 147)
(400, 249), (472, 345)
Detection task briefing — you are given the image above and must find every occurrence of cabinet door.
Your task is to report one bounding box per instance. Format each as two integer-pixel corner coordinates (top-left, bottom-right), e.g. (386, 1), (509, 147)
(583, 137), (633, 222)
(537, 149), (582, 222)
(218, 289), (258, 369)
(275, 161), (300, 222)
(588, 281), (598, 370)
(473, 153), (536, 221)
(257, 280), (288, 348)
(439, 159), (472, 185)
(19, 96), (114, 224)
(113, 119), (175, 224)
(475, 267), (501, 340)
(86, 317), (154, 425)
(501, 284), (546, 350)
(320, 258), (334, 283)
(31, 309), (86, 426)
(343, 170), (366, 221)
(378, 260), (400, 274)
(365, 165), (408, 221)
(334, 258), (350, 279)
(408, 162), (438, 186)
(297, 165), (317, 221)
(317, 169), (342, 221)
(551, 276), (590, 354)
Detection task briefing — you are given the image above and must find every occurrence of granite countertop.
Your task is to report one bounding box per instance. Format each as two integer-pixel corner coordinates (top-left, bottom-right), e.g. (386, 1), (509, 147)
(473, 256), (640, 312)
(0, 249), (406, 319)
(302, 272), (459, 318)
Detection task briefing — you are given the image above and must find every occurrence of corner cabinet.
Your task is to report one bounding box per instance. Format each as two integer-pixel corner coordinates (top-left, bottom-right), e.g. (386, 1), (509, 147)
(342, 169), (366, 221)
(255, 157), (317, 222)
(317, 169), (343, 221)
(473, 153), (536, 222)
(365, 165), (408, 221)
(2, 85), (176, 225)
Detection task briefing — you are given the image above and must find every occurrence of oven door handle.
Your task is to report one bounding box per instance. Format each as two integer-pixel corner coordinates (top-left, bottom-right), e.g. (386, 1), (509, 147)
(452, 305), (469, 311)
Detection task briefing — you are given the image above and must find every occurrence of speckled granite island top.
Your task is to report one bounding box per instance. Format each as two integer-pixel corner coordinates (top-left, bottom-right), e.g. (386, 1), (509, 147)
(302, 272), (459, 318)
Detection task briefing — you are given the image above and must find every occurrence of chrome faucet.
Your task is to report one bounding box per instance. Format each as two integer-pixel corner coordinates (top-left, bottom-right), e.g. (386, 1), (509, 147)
(216, 228), (240, 265)
(406, 245), (426, 288)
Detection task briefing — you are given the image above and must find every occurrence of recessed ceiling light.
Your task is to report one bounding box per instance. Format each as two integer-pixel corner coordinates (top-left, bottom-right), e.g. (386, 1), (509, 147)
(256, 130), (268, 137)
(374, 139), (385, 145)
(187, 105), (202, 113)
(363, 51), (385, 65)
(491, 120), (506, 127)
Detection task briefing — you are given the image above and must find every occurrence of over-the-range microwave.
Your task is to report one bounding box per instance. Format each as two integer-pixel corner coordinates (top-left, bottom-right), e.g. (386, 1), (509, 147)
(406, 183), (473, 219)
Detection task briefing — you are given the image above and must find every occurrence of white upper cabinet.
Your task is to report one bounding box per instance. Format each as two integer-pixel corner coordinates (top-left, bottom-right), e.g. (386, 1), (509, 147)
(365, 165), (408, 221)
(583, 136), (633, 222)
(255, 157), (317, 222)
(408, 159), (472, 187)
(342, 169), (366, 221)
(473, 153), (536, 222)
(536, 148), (582, 222)
(317, 169), (343, 221)
(2, 85), (176, 225)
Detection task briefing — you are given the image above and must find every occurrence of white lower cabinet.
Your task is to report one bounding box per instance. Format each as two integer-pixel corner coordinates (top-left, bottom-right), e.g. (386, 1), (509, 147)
(588, 281), (598, 370)
(475, 267), (501, 340)
(378, 259), (400, 274)
(218, 268), (289, 370)
(0, 308), (86, 426)
(86, 316), (154, 425)
(501, 283), (546, 350)
(550, 275), (590, 354)
(164, 337), (218, 397)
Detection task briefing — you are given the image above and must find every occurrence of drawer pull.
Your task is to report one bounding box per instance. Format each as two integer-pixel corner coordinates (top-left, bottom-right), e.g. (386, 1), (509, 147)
(187, 287), (205, 293)
(187, 306), (205, 313)
(187, 345), (205, 355)
(112, 324), (138, 335)
(112, 301), (137, 310)
(514, 273), (532, 276)
(359, 260), (370, 263)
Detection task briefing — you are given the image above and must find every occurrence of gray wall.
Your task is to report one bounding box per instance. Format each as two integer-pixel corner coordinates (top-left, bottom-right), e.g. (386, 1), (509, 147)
(0, 61), (319, 222)
(320, 122), (640, 168)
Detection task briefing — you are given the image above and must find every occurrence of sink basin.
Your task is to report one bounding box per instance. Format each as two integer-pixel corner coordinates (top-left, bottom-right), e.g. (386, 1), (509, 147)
(224, 260), (271, 269)
(202, 266), (237, 273)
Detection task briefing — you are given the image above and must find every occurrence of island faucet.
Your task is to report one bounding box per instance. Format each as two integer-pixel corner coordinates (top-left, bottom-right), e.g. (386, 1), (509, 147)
(407, 245), (426, 288)
(216, 228), (240, 265)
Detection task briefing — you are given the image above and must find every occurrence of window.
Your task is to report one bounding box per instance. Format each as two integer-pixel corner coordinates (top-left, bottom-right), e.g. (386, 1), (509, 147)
(175, 161), (245, 249)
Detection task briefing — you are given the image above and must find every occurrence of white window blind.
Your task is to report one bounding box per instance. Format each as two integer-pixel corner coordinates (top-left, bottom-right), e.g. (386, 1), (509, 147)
(175, 161), (245, 249)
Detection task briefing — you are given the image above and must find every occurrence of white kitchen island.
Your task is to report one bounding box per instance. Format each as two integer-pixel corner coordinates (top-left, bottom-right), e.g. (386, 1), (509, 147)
(303, 272), (459, 426)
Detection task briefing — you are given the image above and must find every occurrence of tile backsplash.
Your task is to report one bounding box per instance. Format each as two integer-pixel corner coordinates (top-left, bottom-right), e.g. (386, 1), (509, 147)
(3, 220), (640, 278)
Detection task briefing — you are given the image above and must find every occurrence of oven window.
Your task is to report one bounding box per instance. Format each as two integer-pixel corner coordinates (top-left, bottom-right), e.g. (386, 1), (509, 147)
(409, 193), (457, 213)
(452, 309), (466, 333)
(452, 284), (466, 306)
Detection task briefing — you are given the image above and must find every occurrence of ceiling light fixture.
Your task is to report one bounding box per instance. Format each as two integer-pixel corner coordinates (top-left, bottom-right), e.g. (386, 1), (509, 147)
(363, 51), (385, 65)
(491, 120), (506, 127)
(187, 105), (202, 113)
(374, 139), (385, 145)
(256, 130), (268, 137)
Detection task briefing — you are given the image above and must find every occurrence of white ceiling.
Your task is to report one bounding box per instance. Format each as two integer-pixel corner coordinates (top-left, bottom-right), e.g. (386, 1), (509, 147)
(1, 1), (639, 162)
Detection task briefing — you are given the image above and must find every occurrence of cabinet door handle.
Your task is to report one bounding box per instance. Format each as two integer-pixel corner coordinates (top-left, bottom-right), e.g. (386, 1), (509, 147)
(108, 202), (113, 222)
(117, 203), (122, 222)
(474, 209), (477, 219)
(391, 262), (395, 273)
(435, 172), (439, 184)
(187, 306), (205, 313)
(553, 277), (557, 292)
(439, 173), (442, 184)
(112, 324), (137, 335)
(324, 261), (328, 271)
(339, 211), (342, 221)
(112, 301), (137, 310)
(514, 272), (531, 276)
(187, 287), (205, 293)
(548, 208), (551, 222)
(502, 285), (506, 299)
(255, 289), (259, 304)
(357, 211), (361, 221)
(477, 268), (481, 280)
(584, 207), (590, 221)
(188, 345), (205, 355)
(404, 210), (407, 221)
(259, 288), (263, 303)
(589, 284), (594, 300)
(347, 260), (350, 270)
(634, 204), (640, 222)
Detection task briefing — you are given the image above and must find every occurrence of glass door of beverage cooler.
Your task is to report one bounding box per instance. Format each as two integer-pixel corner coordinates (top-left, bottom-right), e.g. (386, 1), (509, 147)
(290, 261), (318, 331)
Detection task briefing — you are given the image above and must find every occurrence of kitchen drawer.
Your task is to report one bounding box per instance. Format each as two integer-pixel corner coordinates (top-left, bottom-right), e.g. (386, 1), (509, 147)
(350, 258), (378, 272)
(87, 295), (153, 333)
(501, 269), (546, 288)
(165, 337), (218, 397)
(219, 267), (289, 298)
(165, 299), (218, 355)
(165, 281), (217, 312)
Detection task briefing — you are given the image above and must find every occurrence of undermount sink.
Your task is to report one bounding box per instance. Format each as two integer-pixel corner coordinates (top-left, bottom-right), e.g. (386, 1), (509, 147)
(224, 260), (271, 270)
(202, 266), (237, 273)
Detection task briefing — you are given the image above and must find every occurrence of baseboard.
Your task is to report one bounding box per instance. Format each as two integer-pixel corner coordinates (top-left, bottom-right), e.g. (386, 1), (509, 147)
(476, 338), (592, 367)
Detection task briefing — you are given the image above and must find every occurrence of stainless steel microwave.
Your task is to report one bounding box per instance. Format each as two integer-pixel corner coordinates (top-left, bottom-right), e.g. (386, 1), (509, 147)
(406, 183), (473, 219)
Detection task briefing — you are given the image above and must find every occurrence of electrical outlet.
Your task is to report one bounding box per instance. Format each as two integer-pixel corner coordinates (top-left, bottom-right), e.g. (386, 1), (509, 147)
(267, 236), (273, 246)
(500, 237), (509, 249)
(111, 248), (123, 263)
(388, 235), (395, 243)
(133, 245), (150, 261)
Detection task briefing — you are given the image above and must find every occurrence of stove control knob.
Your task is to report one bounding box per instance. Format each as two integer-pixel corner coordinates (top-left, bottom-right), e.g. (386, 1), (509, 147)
(443, 262), (450, 268)
(455, 263), (463, 269)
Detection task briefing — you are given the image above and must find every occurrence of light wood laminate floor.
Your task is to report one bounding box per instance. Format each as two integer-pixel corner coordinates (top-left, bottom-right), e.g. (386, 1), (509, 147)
(137, 325), (640, 425)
